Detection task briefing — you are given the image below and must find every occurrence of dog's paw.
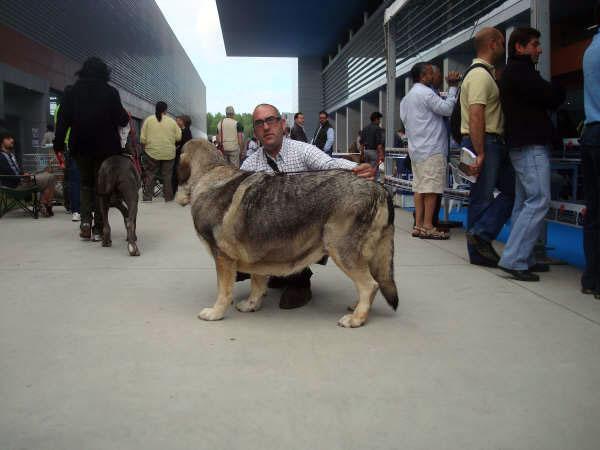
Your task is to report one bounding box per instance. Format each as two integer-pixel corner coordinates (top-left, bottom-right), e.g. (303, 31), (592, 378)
(198, 308), (224, 321)
(236, 299), (261, 313)
(347, 300), (359, 312)
(128, 243), (140, 256)
(338, 314), (366, 328)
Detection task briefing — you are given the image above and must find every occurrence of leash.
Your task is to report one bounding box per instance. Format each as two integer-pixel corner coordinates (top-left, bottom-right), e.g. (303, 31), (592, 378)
(127, 112), (142, 174)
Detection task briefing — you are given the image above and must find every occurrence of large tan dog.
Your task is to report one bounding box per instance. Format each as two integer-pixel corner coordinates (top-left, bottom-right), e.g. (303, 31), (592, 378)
(176, 139), (398, 327)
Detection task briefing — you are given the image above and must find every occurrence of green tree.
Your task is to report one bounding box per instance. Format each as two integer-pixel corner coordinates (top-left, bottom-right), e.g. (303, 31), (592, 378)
(206, 112), (255, 140)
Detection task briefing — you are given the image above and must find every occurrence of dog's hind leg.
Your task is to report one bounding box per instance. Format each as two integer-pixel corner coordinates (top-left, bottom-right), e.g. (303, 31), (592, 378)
(99, 195), (112, 248)
(198, 253), (236, 321)
(125, 197), (139, 256)
(236, 274), (268, 312)
(329, 253), (378, 328)
(113, 200), (129, 237)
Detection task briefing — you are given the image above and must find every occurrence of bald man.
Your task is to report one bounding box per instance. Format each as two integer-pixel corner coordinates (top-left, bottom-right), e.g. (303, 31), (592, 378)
(459, 27), (515, 267)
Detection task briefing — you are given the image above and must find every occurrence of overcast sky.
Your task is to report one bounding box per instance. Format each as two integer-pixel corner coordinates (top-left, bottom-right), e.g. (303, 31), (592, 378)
(155, 0), (297, 115)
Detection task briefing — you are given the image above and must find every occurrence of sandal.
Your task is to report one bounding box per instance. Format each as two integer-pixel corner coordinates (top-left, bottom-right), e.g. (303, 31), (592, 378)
(412, 226), (423, 237)
(419, 227), (449, 240)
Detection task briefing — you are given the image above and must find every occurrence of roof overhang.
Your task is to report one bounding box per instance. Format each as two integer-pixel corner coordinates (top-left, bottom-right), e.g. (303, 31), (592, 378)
(216, 0), (369, 57)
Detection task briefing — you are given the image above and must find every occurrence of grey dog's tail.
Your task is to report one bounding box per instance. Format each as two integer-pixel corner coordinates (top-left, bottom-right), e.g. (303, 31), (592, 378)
(369, 196), (398, 310)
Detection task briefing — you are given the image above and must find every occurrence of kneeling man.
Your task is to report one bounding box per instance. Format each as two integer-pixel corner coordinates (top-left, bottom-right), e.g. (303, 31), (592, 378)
(241, 104), (374, 309)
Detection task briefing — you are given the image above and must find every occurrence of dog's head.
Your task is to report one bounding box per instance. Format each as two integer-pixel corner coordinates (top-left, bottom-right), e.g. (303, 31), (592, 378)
(176, 138), (226, 206)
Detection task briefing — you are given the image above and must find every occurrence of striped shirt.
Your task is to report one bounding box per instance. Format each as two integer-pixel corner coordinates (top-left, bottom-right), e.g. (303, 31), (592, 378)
(241, 138), (356, 173)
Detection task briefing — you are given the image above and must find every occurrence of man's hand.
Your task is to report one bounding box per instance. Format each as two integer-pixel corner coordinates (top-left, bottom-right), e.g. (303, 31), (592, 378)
(54, 151), (65, 169)
(446, 71), (462, 87)
(469, 153), (485, 177)
(353, 163), (375, 180)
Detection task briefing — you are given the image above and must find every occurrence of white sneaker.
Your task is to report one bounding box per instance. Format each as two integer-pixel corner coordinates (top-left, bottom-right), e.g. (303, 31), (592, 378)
(92, 234), (103, 242)
(72, 212), (81, 222)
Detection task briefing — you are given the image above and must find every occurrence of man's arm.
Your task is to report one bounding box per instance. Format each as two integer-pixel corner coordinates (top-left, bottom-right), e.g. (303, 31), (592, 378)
(425, 86), (458, 117)
(54, 97), (72, 153)
(504, 67), (566, 110)
(237, 132), (244, 153)
(468, 104), (486, 176)
(302, 144), (373, 179)
(323, 128), (334, 152)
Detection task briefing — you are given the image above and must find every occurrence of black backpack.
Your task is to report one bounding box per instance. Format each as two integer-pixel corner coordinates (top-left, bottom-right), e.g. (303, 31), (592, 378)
(449, 63), (496, 144)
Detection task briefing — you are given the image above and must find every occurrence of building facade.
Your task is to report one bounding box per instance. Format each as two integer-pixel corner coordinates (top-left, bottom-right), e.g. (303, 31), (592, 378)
(218, 0), (593, 155)
(0, 0), (206, 167)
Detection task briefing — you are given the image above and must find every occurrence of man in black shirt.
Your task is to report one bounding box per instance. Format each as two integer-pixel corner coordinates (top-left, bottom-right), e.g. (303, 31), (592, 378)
(290, 112), (307, 142)
(497, 27), (565, 281)
(359, 111), (384, 169)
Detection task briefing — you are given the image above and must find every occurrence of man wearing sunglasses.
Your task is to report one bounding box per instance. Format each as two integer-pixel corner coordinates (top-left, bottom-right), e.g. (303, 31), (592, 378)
(240, 103), (374, 309)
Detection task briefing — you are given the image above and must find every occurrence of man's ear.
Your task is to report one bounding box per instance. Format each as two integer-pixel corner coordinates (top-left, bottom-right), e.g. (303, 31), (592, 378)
(281, 118), (286, 130)
(178, 152), (191, 183)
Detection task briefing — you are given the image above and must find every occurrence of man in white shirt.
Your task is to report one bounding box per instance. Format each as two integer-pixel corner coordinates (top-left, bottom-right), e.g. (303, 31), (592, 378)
(241, 103), (373, 309)
(400, 62), (460, 239)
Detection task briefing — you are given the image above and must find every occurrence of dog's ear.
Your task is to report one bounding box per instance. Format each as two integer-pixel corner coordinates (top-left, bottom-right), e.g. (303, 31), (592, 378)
(178, 152), (191, 183)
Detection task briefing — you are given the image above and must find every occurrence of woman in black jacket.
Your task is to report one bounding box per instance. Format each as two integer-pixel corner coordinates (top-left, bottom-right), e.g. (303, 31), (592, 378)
(54, 57), (129, 240)
(172, 114), (193, 191)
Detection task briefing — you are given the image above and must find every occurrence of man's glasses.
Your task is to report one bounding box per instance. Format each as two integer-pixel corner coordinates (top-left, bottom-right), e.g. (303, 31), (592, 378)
(254, 116), (281, 128)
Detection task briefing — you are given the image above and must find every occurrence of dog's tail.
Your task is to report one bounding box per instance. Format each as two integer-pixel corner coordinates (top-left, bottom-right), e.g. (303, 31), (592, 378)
(369, 195), (398, 311)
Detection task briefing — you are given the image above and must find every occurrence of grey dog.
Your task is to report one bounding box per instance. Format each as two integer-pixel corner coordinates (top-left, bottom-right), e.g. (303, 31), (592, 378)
(176, 139), (398, 327)
(97, 154), (141, 256)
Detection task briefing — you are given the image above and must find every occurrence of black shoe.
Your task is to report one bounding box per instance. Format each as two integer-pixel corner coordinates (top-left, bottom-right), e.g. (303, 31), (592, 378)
(279, 286), (312, 309)
(499, 267), (540, 282)
(467, 232), (500, 264)
(470, 258), (498, 268)
(267, 276), (287, 289)
(529, 263), (550, 273)
(235, 272), (250, 282)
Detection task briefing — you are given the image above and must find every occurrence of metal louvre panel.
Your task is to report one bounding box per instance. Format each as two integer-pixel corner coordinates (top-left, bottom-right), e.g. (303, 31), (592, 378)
(0, 0), (205, 129)
(391, 0), (505, 67)
(322, 5), (387, 110)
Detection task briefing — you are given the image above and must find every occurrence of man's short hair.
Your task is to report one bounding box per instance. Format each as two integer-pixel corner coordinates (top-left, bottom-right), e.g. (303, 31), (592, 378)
(294, 112), (303, 120)
(0, 130), (15, 142)
(225, 106), (235, 115)
(508, 27), (541, 59)
(410, 62), (430, 83)
(370, 111), (383, 122)
(319, 111), (328, 118)
(254, 103), (281, 117)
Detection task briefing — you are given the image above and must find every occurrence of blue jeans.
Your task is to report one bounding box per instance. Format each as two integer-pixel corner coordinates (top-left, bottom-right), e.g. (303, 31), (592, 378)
(498, 145), (551, 270)
(462, 135), (515, 263)
(581, 123), (600, 291)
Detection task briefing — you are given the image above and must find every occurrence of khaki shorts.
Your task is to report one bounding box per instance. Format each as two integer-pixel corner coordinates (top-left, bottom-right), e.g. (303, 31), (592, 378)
(412, 153), (446, 194)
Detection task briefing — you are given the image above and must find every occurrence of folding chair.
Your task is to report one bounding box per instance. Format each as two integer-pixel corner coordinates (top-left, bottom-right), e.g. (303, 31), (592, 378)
(0, 175), (41, 219)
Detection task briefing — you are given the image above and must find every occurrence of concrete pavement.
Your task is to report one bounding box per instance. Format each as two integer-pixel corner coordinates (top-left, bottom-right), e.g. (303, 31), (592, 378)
(1, 202), (599, 450)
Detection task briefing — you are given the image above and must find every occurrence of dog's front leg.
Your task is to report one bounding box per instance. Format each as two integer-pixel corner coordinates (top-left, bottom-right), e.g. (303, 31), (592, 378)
(236, 274), (268, 312)
(198, 253), (236, 321)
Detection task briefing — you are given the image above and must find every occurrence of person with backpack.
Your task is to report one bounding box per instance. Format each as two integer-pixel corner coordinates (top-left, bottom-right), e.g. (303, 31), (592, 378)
(456, 27), (515, 267)
(496, 27), (565, 282)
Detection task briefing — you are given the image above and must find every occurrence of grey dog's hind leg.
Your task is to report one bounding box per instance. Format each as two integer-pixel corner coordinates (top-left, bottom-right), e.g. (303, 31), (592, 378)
(328, 251), (379, 328)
